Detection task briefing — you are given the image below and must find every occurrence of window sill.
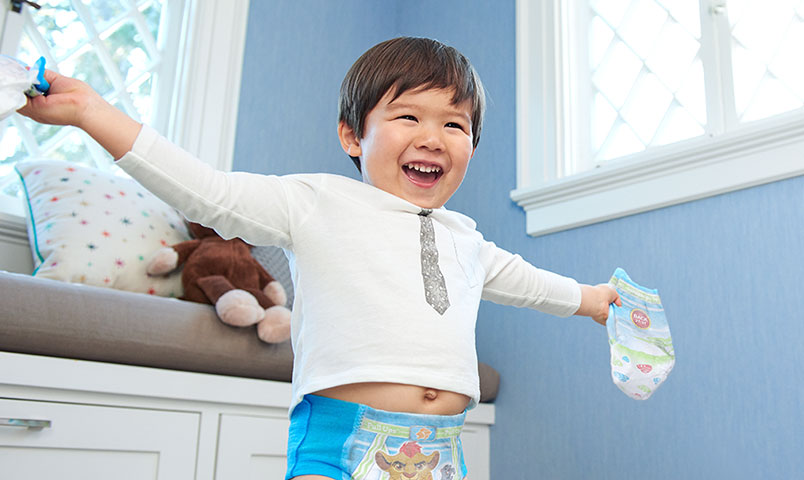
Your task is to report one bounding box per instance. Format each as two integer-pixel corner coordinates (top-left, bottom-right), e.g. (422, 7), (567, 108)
(511, 114), (804, 237)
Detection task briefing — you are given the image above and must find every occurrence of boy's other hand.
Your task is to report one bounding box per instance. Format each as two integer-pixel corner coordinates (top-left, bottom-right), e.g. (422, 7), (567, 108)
(578, 283), (621, 326)
(17, 69), (101, 128)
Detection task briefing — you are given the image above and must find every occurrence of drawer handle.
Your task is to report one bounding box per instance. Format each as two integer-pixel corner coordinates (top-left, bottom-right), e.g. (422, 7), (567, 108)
(0, 417), (52, 429)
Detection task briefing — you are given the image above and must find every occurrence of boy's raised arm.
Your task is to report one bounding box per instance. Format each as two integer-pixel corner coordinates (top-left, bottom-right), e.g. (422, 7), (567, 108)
(17, 70), (141, 160)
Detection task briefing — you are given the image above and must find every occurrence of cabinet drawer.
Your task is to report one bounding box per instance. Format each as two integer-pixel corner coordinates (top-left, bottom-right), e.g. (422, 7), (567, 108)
(0, 398), (199, 480)
(215, 414), (289, 479)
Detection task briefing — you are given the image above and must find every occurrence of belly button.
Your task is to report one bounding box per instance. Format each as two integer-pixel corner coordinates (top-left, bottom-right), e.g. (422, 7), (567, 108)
(424, 389), (438, 401)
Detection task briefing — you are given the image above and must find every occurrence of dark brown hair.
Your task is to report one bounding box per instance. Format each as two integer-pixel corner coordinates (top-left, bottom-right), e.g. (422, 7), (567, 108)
(338, 37), (486, 171)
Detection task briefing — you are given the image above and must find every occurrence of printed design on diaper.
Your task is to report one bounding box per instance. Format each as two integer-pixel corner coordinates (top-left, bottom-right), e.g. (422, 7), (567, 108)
(375, 441), (440, 480)
(348, 416), (464, 480)
(606, 268), (675, 400)
(630, 309), (651, 329)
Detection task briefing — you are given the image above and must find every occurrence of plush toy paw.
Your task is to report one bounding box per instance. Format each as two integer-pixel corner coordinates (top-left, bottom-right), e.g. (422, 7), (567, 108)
(256, 305), (292, 343)
(146, 247), (179, 276)
(263, 280), (288, 307)
(215, 289), (265, 327)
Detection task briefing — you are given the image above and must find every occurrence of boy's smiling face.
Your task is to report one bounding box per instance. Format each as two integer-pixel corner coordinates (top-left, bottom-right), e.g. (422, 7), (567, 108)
(338, 87), (475, 209)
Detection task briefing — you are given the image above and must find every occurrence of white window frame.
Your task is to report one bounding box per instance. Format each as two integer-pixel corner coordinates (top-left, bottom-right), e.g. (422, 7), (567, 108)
(513, 0), (804, 237)
(0, 0), (249, 235)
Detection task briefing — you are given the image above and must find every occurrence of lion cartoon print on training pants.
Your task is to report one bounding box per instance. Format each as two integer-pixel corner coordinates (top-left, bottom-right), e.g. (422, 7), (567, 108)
(375, 441), (440, 480)
(346, 419), (464, 479)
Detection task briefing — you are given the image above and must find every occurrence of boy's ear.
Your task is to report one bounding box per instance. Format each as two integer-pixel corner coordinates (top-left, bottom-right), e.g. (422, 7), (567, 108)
(338, 121), (362, 157)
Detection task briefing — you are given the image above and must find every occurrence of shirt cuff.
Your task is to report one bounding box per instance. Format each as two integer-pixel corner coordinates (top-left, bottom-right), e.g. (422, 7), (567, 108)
(117, 124), (159, 168)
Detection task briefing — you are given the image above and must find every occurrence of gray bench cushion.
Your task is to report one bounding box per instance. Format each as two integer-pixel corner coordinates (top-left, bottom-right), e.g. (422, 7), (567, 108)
(0, 271), (293, 382)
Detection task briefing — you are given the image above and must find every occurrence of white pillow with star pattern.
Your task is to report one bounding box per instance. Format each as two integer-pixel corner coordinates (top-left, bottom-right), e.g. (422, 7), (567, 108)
(15, 159), (190, 297)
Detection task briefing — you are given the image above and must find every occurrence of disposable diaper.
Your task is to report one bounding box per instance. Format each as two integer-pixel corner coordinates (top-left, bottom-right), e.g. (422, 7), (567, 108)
(606, 268), (674, 400)
(0, 55), (48, 120)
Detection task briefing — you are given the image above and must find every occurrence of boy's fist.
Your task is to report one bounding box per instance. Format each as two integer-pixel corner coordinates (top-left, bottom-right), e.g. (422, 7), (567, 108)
(578, 283), (621, 325)
(17, 70), (99, 128)
(17, 69), (141, 159)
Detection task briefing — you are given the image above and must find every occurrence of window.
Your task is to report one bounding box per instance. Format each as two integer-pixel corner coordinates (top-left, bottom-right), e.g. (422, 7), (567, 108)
(0, 0), (184, 201)
(0, 0), (250, 223)
(514, 0), (804, 236)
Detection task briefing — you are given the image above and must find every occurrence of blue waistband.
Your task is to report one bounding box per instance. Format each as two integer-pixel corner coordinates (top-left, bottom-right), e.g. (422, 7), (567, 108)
(302, 394), (466, 440)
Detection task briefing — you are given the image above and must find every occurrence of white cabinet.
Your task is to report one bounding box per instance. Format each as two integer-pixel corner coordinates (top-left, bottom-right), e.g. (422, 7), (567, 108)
(0, 398), (198, 479)
(0, 352), (495, 480)
(215, 414), (290, 479)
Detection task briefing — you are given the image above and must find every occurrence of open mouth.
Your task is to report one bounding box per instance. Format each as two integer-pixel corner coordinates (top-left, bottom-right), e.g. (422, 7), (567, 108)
(403, 162), (443, 187)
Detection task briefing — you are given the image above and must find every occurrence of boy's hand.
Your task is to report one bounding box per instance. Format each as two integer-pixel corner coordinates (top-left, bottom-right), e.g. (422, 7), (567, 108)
(17, 70), (99, 127)
(18, 70), (141, 159)
(577, 283), (621, 326)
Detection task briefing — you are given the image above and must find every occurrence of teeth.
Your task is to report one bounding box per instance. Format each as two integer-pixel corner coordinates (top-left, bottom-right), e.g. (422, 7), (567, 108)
(405, 163), (441, 173)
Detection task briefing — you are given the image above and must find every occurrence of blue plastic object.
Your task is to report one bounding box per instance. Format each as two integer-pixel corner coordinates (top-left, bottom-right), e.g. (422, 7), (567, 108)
(30, 56), (49, 94)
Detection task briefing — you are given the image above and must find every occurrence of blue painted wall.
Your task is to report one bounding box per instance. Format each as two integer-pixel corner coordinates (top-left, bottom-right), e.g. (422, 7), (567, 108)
(234, 1), (804, 478)
(234, 0), (393, 177)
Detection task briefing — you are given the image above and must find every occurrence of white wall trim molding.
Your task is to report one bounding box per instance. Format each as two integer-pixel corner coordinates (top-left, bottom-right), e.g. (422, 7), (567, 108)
(0, 210), (27, 246)
(515, 0), (561, 189)
(0, 202), (33, 273)
(511, 114), (804, 236)
(167, 0), (250, 172)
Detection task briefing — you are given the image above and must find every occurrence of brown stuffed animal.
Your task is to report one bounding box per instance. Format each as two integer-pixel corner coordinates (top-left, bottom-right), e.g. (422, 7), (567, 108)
(146, 222), (291, 343)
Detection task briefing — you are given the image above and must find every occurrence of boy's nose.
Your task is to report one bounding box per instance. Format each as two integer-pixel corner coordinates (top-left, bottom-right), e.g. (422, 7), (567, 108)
(414, 125), (445, 151)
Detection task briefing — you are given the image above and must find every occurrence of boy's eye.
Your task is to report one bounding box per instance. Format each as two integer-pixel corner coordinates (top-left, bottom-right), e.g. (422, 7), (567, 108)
(398, 115), (417, 122)
(446, 122), (467, 131)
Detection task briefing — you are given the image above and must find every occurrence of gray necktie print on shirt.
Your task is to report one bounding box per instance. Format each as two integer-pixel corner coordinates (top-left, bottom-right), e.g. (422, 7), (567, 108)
(419, 209), (450, 315)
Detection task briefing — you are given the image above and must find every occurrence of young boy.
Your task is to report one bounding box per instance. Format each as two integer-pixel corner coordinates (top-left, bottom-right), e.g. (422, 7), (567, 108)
(20, 37), (619, 480)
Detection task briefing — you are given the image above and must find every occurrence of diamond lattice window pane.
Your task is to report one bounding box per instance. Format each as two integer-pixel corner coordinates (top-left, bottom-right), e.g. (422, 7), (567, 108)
(656, 0), (701, 38)
(646, 21), (700, 92)
(674, 58), (707, 125)
(128, 76), (154, 123)
(591, 0), (633, 29)
(618, 0), (668, 58)
(742, 76), (801, 123)
(32, 0), (88, 61)
(141, 0), (165, 40)
(768, 20), (804, 99)
(592, 93), (618, 151)
(27, 115), (62, 145)
(59, 46), (115, 97)
(44, 130), (97, 168)
(102, 20), (152, 84)
(729, 0), (804, 121)
(598, 122), (644, 161)
(653, 105), (705, 146)
(620, 72), (674, 144)
(590, 16), (615, 69)
(16, 32), (39, 64)
(81, 0), (129, 29)
(592, 41), (643, 109)
(588, 0), (705, 164)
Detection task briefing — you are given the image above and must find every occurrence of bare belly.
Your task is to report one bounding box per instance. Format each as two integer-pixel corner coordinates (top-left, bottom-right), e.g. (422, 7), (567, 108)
(313, 382), (471, 416)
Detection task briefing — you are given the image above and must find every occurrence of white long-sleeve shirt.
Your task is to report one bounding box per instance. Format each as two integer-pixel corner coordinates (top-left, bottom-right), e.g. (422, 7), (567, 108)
(118, 125), (582, 411)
